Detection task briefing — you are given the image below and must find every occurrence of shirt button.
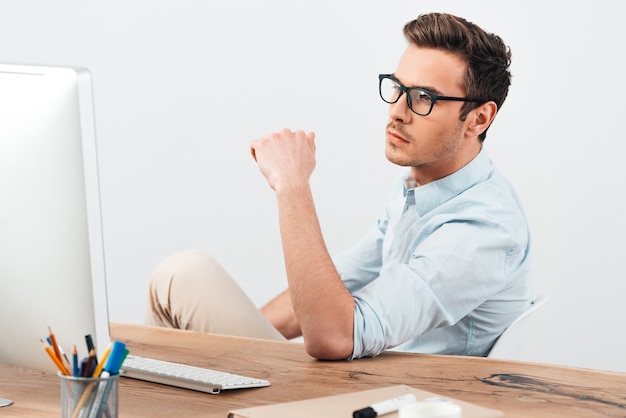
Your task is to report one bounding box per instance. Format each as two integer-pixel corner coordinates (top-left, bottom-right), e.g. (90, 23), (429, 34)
(390, 251), (397, 259)
(407, 204), (415, 212)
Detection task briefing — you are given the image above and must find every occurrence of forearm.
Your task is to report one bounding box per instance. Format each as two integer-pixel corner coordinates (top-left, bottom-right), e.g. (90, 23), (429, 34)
(275, 183), (355, 360)
(249, 128), (354, 359)
(260, 289), (302, 339)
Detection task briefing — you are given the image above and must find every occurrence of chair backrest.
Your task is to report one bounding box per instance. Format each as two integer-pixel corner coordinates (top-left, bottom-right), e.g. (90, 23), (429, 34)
(487, 295), (549, 360)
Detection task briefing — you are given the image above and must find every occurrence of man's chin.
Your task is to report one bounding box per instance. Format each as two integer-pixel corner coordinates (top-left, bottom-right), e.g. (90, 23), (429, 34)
(385, 146), (412, 167)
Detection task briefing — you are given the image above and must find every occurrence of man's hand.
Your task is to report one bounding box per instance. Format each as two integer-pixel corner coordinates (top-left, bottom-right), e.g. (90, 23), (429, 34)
(250, 128), (316, 194)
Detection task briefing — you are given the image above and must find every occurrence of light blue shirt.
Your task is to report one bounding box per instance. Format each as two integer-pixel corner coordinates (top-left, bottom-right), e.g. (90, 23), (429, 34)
(334, 149), (532, 359)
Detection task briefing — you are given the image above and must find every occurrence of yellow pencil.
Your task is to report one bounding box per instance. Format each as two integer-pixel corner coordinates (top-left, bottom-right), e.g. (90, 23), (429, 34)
(40, 339), (70, 376)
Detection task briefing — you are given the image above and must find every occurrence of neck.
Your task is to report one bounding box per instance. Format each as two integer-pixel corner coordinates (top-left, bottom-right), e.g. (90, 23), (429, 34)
(410, 145), (481, 185)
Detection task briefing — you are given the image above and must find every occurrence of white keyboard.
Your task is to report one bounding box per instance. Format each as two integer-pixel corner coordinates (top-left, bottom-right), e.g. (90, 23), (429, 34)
(120, 355), (271, 394)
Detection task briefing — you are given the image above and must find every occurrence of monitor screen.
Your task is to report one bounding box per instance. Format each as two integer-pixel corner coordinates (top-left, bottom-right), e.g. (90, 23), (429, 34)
(0, 63), (111, 372)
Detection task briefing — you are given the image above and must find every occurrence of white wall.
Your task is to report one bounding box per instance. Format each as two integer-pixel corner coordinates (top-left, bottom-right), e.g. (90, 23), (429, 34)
(2, 1), (625, 373)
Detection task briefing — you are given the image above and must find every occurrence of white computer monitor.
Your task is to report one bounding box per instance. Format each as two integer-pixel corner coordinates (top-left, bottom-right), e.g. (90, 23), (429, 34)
(0, 63), (111, 373)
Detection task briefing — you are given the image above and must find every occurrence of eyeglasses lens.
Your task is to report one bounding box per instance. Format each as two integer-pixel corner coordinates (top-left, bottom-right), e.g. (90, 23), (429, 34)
(379, 77), (432, 116)
(380, 77), (401, 104)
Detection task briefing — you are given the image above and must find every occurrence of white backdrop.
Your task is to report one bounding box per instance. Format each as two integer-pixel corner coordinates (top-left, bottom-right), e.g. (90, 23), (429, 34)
(2, 1), (625, 372)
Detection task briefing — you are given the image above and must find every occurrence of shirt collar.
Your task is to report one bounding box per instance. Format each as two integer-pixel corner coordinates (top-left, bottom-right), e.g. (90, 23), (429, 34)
(402, 149), (493, 215)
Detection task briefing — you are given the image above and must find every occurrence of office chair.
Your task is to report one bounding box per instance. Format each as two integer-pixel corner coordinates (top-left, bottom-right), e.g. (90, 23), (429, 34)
(487, 295), (549, 360)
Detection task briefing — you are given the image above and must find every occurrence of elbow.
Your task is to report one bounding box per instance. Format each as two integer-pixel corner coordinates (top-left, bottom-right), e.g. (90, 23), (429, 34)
(304, 333), (353, 360)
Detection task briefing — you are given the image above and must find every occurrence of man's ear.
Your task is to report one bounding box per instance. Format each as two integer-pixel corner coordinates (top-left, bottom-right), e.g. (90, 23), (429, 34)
(466, 101), (498, 138)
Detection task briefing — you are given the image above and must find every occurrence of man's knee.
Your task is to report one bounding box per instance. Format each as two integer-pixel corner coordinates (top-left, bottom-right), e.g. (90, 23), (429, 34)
(146, 250), (221, 324)
(149, 250), (219, 292)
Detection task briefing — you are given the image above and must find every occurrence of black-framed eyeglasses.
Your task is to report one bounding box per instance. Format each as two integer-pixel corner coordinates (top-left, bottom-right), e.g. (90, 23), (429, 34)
(378, 74), (480, 116)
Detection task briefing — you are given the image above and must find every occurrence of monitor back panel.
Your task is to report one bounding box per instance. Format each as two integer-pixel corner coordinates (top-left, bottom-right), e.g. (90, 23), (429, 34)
(0, 63), (110, 372)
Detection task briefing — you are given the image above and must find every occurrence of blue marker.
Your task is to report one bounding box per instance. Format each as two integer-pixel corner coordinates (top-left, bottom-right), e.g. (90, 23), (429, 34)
(103, 340), (127, 375)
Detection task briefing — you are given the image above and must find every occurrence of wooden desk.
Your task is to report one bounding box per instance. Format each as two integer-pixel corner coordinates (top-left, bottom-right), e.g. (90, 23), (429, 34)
(2, 323), (625, 417)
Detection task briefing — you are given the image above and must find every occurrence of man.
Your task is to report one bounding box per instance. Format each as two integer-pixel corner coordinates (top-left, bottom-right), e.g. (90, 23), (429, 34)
(145, 12), (532, 361)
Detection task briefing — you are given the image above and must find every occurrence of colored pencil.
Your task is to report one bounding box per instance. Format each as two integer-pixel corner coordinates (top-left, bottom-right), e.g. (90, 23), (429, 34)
(40, 339), (70, 376)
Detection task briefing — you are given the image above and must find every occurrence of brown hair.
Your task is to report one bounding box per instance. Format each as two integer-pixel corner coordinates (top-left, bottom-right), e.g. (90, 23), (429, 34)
(403, 13), (512, 140)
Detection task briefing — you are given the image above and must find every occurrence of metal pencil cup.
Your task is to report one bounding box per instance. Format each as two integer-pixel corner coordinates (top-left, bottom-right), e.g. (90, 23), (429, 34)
(59, 373), (119, 418)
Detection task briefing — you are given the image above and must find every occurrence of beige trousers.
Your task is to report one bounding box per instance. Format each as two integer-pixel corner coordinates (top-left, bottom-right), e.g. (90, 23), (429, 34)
(144, 250), (286, 341)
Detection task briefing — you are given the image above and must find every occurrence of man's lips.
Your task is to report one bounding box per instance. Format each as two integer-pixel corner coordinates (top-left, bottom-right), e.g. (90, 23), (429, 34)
(387, 129), (410, 144)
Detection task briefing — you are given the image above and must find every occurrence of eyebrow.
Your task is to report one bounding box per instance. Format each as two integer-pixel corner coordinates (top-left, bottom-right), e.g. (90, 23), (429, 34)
(391, 73), (446, 96)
